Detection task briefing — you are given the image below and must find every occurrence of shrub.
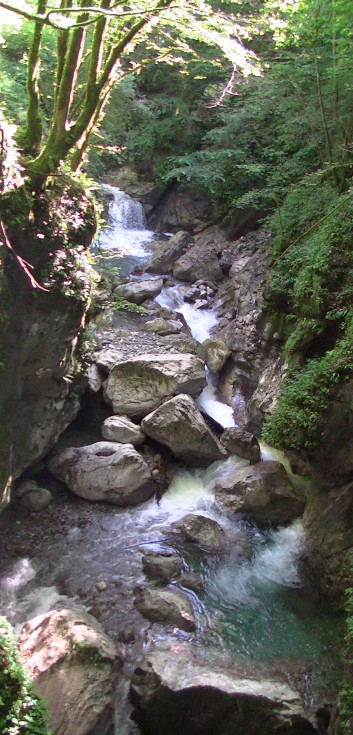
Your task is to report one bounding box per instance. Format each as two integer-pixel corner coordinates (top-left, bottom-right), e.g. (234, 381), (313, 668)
(0, 617), (51, 735)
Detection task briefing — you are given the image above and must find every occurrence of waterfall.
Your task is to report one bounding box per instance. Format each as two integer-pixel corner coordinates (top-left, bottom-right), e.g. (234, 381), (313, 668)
(97, 184), (153, 256)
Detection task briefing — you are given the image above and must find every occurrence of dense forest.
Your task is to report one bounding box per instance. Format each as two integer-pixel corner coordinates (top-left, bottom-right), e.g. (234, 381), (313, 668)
(1, 1), (353, 734)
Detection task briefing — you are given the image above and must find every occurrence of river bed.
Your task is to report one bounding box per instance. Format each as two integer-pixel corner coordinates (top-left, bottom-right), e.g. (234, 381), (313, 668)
(0, 186), (344, 732)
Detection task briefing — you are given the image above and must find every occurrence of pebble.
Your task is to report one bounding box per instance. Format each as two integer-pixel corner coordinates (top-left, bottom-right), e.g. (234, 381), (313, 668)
(96, 581), (107, 592)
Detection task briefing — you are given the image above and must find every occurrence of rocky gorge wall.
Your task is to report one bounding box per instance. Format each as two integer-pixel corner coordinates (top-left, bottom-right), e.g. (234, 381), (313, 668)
(0, 177), (96, 509)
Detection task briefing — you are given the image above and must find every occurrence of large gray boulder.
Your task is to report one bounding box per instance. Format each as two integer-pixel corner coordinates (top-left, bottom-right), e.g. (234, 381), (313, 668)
(19, 609), (120, 735)
(172, 513), (227, 552)
(104, 354), (206, 419)
(134, 587), (196, 631)
(113, 276), (163, 305)
(131, 650), (317, 735)
(173, 244), (223, 283)
(141, 394), (227, 466)
(101, 415), (145, 446)
(144, 318), (183, 335)
(220, 427), (261, 463)
(146, 231), (193, 274)
(203, 338), (231, 373)
(48, 442), (154, 506)
(215, 461), (304, 523)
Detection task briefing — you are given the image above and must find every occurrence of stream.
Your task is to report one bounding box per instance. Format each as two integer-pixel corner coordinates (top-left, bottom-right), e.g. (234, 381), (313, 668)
(0, 186), (344, 732)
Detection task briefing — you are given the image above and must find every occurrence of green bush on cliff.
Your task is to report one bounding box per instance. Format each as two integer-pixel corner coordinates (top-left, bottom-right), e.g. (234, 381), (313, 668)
(263, 186), (353, 452)
(0, 617), (51, 735)
(337, 583), (353, 733)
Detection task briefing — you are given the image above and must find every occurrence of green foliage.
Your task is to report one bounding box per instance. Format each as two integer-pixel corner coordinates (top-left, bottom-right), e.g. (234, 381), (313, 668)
(0, 617), (51, 735)
(337, 578), (353, 733)
(262, 334), (353, 451)
(263, 190), (353, 451)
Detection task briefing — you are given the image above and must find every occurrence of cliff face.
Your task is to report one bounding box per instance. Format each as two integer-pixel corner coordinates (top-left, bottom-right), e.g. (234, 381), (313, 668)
(0, 177), (96, 508)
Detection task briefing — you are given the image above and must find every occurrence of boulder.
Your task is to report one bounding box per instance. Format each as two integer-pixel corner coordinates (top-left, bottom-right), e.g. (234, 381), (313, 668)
(20, 487), (52, 512)
(104, 354), (206, 419)
(87, 363), (104, 393)
(203, 338), (231, 373)
(101, 415), (145, 446)
(134, 587), (196, 631)
(113, 276), (163, 305)
(146, 231), (193, 274)
(142, 553), (184, 583)
(178, 572), (205, 594)
(19, 608), (120, 735)
(216, 461), (304, 523)
(220, 428), (261, 463)
(16, 480), (39, 498)
(144, 318), (183, 335)
(172, 513), (227, 552)
(141, 394), (227, 466)
(173, 244), (223, 283)
(48, 442), (154, 506)
(130, 650), (317, 735)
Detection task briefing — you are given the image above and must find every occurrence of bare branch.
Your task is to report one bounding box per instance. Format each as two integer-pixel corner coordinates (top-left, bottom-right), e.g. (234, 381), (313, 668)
(0, 220), (50, 291)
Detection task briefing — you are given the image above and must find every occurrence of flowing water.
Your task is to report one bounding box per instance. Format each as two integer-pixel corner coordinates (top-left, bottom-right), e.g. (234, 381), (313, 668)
(156, 285), (236, 428)
(94, 185), (154, 276)
(0, 190), (344, 731)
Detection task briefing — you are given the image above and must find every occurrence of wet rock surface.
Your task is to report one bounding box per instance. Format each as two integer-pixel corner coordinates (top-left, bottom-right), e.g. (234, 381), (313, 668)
(203, 338), (231, 373)
(216, 461), (305, 523)
(19, 608), (119, 735)
(142, 553), (184, 583)
(141, 394), (227, 465)
(134, 586), (196, 631)
(172, 513), (227, 552)
(131, 650), (318, 735)
(48, 441), (155, 506)
(220, 427), (261, 463)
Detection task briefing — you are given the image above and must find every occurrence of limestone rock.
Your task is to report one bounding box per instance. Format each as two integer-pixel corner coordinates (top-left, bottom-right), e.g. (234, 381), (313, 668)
(216, 461), (304, 523)
(20, 487), (52, 512)
(104, 354), (206, 419)
(113, 276), (163, 305)
(178, 572), (205, 594)
(173, 244), (223, 283)
(16, 480), (38, 498)
(48, 442), (154, 506)
(87, 363), (104, 393)
(19, 608), (120, 735)
(146, 231), (193, 274)
(144, 318), (183, 335)
(131, 650), (317, 735)
(172, 513), (227, 552)
(220, 428), (261, 463)
(141, 394), (227, 466)
(203, 338), (231, 373)
(134, 587), (196, 631)
(101, 415), (145, 446)
(303, 481), (353, 599)
(142, 553), (184, 583)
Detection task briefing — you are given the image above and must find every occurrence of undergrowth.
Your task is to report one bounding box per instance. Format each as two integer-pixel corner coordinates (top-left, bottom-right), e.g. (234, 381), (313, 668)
(0, 618), (51, 735)
(262, 181), (353, 453)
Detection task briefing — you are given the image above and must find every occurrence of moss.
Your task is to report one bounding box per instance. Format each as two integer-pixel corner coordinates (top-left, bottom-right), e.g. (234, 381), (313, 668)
(0, 617), (51, 735)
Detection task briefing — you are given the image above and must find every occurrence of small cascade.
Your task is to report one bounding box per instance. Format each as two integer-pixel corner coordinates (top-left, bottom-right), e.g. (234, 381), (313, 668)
(156, 285), (236, 428)
(156, 285), (218, 343)
(96, 185), (154, 268)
